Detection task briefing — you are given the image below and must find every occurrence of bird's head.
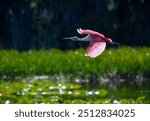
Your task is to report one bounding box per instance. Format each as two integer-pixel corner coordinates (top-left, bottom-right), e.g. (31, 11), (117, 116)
(63, 36), (79, 41)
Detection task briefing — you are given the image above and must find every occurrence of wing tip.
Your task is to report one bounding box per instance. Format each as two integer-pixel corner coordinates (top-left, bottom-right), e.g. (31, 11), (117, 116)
(85, 54), (95, 58)
(77, 28), (83, 34)
(77, 29), (80, 33)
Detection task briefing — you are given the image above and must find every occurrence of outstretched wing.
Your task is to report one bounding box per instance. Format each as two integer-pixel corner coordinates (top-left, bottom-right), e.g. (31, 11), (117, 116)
(85, 41), (106, 58)
(77, 28), (105, 39)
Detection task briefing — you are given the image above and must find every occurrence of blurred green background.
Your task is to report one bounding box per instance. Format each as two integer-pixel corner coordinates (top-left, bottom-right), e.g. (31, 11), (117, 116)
(0, 0), (150, 104)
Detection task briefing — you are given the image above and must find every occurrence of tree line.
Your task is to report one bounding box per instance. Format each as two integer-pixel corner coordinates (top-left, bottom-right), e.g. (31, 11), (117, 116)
(0, 0), (150, 50)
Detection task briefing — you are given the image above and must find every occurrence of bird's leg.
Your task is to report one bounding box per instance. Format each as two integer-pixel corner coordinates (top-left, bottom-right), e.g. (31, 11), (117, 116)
(112, 41), (120, 45)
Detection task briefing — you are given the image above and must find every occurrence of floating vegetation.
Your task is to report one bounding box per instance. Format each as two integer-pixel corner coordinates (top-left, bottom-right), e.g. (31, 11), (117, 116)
(0, 47), (150, 104)
(0, 75), (150, 104)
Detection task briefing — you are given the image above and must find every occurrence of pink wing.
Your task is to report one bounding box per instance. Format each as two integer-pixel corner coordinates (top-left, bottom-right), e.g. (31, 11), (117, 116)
(77, 28), (105, 39)
(85, 41), (106, 58)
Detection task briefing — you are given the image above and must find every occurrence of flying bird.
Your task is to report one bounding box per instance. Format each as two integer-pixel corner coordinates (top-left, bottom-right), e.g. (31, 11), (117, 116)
(63, 28), (120, 58)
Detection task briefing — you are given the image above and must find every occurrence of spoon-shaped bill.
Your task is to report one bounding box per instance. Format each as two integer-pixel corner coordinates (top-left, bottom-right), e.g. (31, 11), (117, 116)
(63, 37), (73, 40)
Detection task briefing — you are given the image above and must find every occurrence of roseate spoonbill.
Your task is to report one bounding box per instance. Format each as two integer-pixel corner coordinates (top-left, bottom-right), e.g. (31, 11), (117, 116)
(63, 28), (120, 58)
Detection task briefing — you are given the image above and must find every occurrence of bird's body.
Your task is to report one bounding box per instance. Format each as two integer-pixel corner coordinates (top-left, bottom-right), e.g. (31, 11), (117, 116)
(63, 28), (119, 58)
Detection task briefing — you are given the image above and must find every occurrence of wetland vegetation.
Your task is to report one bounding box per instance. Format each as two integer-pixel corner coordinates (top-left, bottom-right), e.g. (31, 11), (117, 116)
(0, 47), (150, 104)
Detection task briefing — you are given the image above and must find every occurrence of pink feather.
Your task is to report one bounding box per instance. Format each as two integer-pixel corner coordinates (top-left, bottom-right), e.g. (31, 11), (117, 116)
(77, 28), (105, 39)
(85, 41), (106, 58)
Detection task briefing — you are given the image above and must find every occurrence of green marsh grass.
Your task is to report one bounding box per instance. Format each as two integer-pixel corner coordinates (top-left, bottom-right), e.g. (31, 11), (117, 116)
(0, 47), (150, 104)
(0, 47), (150, 78)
